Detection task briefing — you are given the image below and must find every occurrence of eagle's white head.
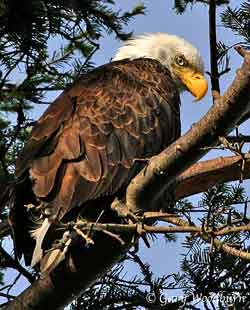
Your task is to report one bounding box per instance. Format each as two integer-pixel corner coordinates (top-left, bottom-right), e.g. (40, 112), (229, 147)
(114, 33), (208, 101)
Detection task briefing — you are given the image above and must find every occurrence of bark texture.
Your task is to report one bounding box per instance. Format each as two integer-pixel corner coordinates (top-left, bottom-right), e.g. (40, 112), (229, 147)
(175, 154), (250, 199)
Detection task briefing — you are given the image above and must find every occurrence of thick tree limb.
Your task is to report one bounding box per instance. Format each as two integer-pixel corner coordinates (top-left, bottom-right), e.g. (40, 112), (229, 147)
(175, 154), (250, 199)
(4, 233), (132, 310)
(5, 51), (250, 309)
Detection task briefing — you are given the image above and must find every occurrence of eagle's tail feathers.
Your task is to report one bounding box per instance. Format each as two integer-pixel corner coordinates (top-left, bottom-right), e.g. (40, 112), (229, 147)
(30, 218), (51, 267)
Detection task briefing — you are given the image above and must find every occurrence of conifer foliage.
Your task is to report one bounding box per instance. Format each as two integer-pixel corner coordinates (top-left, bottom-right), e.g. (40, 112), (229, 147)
(0, 0), (145, 182)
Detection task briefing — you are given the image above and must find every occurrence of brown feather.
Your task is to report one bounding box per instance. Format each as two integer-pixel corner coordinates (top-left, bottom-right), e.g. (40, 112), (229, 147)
(11, 58), (181, 264)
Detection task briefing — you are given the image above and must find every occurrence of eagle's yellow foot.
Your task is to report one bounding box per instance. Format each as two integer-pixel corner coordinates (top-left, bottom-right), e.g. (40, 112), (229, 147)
(111, 198), (150, 248)
(111, 198), (139, 223)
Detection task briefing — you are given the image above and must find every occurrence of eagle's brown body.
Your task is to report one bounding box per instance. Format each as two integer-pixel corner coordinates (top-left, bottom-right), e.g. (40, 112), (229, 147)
(10, 58), (181, 264)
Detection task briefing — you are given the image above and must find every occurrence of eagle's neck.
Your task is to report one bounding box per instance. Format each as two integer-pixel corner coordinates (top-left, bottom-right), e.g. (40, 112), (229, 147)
(113, 34), (183, 89)
(113, 34), (173, 73)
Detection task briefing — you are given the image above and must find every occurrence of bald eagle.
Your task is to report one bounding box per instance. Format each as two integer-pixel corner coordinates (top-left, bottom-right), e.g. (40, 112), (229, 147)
(9, 33), (207, 268)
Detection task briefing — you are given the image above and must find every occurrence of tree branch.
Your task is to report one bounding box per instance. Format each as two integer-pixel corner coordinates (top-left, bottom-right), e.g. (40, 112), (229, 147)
(0, 245), (35, 283)
(175, 154), (250, 199)
(0, 220), (10, 239)
(226, 135), (250, 143)
(209, 0), (220, 93)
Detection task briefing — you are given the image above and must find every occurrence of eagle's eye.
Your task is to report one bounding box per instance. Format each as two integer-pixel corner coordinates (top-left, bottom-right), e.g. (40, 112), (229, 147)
(175, 55), (186, 67)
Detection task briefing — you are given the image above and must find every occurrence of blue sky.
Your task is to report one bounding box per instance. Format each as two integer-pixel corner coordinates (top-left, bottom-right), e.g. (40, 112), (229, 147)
(2, 0), (249, 306)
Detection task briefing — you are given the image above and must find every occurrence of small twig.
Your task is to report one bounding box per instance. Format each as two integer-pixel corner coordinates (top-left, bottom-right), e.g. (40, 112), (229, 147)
(0, 285), (11, 292)
(100, 229), (126, 245)
(226, 135), (250, 144)
(218, 67), (231, 77)
(219, 135), (248, 182)
(0, 292), (15, 300)
(6, 273), (21, 299)
(0, 245), (35, 283)
(215, 224), (250, 236)
(0, 53), (25, 89)
(74, 227), (95, 247)
(235, 46), (247, 57)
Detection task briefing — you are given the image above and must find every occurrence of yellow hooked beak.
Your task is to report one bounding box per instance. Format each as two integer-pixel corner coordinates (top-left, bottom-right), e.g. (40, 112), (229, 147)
(178, 69), (208, 101)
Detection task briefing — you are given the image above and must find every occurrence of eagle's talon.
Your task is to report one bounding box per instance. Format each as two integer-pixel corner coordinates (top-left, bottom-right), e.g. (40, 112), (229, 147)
(24, 203), (36, 209)
(111, 198), (139, 223)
